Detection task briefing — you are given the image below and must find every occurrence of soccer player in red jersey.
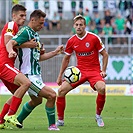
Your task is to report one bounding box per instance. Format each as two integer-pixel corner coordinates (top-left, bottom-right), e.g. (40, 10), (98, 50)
(56, 15), (108, 127)
(0, 4), (37, 129)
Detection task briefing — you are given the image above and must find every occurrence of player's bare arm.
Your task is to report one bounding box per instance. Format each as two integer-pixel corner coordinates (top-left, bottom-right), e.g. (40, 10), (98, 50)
(6, 40), (18, 58)
(16, 38), (38, 48)
(56, 54), (71, 85)
(39, 45), (64, 61)
(100, 49), (108, 78)
(4, 35), (13, 45)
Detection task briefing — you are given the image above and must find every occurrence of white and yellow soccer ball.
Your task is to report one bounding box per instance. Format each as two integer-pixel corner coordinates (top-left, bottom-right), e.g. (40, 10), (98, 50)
(64, 66), (81, 83)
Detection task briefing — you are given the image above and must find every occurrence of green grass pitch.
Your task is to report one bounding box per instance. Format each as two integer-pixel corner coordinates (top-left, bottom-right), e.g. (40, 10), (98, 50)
(0, 95), (132, 133)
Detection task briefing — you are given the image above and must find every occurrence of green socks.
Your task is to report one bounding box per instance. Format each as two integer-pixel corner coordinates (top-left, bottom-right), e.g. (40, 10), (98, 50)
(17, 102), (35, 123)
(45, 106), (55, 126)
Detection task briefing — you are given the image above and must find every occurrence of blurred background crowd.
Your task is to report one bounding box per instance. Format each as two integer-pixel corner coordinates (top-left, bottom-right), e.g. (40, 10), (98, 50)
(0, 0), (133, 44)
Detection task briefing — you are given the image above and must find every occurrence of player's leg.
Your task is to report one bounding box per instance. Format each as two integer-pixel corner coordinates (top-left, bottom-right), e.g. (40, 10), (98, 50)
(0, 80), (19, 129)
(56, 81), (73, 126)
(94, 81), (106, 127)
(38, 86), (60, 130)
(17, 96), (42, 128)
(26, 74), (59, 130)
(1, 65), (31, 127)
(0, 97), (12, 129)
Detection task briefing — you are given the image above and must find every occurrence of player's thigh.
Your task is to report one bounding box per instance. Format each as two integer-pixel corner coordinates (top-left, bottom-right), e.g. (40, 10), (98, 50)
(0, 63), (20, 84)
(14, 73), (31, 86)
(1, 78), (19, 93)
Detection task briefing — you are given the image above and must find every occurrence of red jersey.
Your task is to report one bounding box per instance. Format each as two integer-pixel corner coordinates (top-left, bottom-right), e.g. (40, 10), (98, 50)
(0, 21), (18, 65)
(65, 31), (105, 71)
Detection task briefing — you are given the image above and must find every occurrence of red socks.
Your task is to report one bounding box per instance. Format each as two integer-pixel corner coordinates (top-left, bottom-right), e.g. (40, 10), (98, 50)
(56, 97), (66, 120)
(8, 96), (22, 116)
(96, 93), (106, 115)
(0, 103), (10, 124)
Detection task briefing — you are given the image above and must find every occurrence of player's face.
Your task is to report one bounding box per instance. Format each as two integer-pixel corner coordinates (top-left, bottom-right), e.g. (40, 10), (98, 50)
(32, 17), (45, 31)
(13, 11), (26, 26)
(74, 19), (86, 37)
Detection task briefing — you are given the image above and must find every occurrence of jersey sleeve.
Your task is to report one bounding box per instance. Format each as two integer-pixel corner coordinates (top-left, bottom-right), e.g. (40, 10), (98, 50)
(95, 35), (105, 52)
(4, 21), (18, 37)
(12, 27), (30, 46)
(64, 39), (73, 55)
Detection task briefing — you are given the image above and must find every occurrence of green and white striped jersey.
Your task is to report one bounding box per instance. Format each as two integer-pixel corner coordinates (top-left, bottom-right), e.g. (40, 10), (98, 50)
(12, 26), (42, 75)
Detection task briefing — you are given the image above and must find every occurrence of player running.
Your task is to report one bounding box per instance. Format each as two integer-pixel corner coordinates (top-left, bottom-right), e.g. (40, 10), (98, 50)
(0, 4), (37, 129)
(56, 14), (108, 127)
(6, 9), (64, 131)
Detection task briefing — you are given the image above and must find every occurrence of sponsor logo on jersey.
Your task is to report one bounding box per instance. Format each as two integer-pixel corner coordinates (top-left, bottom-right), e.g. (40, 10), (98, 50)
(78, 51), (94, 56)
(6, 28), (13, 33)
(74, 45), (79, 48)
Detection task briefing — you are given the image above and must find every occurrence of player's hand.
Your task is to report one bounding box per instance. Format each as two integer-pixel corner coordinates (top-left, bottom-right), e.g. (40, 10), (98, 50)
(100, 71), (107, 78)
(56, 76), (63, 86)
(40, 43), (46, 55)
(8, 51), (17, 58)
(28, 39), (38, 48)
(55, 45), (64, 55)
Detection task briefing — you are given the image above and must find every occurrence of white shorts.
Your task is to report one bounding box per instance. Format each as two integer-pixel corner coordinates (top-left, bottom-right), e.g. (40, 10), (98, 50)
(26, 74), (45, 97)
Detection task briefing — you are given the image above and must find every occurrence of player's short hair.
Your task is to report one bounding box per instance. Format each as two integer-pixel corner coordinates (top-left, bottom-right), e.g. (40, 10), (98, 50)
(30, 10), (46, 20)
(12, 4), (26, 14)
(73, 14), (86, 25)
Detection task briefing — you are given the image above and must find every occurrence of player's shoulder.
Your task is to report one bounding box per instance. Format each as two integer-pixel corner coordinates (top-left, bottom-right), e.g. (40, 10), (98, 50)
(7, 21), (17, 28)
(68, 34), (76, 42)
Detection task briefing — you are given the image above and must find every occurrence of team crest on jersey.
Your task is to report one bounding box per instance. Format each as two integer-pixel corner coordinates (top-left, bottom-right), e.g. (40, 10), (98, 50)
(85, 42), (90, 48)
(6, 28), (13, 33)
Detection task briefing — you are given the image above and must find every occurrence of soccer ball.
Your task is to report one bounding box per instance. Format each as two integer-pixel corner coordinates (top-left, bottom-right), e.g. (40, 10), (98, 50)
(64, 66), (81, 83)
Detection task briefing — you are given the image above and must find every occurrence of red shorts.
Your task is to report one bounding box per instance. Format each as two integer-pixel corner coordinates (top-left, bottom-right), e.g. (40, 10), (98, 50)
(70, 69), (105, 90)
(0, 63), (20, 91)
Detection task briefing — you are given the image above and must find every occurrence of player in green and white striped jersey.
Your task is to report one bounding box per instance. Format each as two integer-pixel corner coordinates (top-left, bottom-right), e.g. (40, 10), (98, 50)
(6, 9), (64, 131)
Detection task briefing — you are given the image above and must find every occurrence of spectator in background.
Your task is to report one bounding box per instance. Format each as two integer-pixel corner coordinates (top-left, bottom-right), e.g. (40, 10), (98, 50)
(92, 11), (100, 30)
(102, 23), (113, 44)
(92, 0), (98, 12)
(89, 21), (98, 35)
(71, 0), (76, 18)
(69, 27), (76, 36)
(77, 8), (84, 16)
(114, 13), (126, 44)
(33, 0), (39, 9)
(49, 12), (61, 30)
(83, 8), (91, 31)
(104, 9), (113, 25)
(124, 15), (132, 35)
(57, 0), (63, 20)
(104, 0), (116, 16)
(44, 0), (50, 18)
(118, 0), (128, 17)
(98, 19), (105, 35)
(79, 0), (83, 10)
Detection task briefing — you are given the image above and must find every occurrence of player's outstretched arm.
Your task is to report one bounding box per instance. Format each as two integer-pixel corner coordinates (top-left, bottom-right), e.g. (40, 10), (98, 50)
(56, 55), (71, 86)
(6, 40), (18, 58)
(39, 45), (64, 61)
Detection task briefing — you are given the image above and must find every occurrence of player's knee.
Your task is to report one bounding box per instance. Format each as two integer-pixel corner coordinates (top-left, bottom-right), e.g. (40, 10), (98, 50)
(23, 80), (31, 88)
(98, 87), (105, 95)
(48, 91), (56, 100)
(58, 88), (66, 96)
